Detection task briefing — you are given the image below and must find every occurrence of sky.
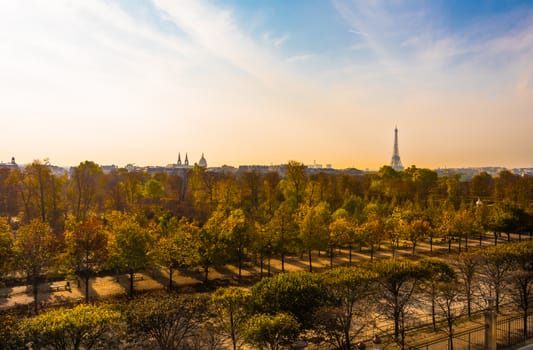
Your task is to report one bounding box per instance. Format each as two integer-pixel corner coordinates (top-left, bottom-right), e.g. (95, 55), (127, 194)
(1, 0), (532, 170)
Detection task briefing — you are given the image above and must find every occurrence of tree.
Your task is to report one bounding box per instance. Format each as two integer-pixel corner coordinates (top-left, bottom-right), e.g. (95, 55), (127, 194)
(153, 217), (199, 290)
(196, 210), (229, 283)
(211, 287), (251, 350)
(329, 209), (357, 266)
(251, 271), (325, 329)
(419, 258), (456, 331)
(243, 313), (300, 350)
(64, 216), (109, 303)
(505, 241), (533, 338)
(221, 209), (250, 281)
(126, 293), (205, 350)
(107, 212), (153, 298)
(68, 161), (103, 222)
(13, 219), (57, 314)
(268, 201), (298, 272)
(0, 217), (14, 283)
(478, 245), (514, 312)
(21, 304), (121, 350)
(319, 266), (377, 350)
(434, 273), (462, 350)
(297, 202), (330, 272)
(372, 259), (428, 350)
(457, 251), (478, 318)
(282, 161), (307, 209)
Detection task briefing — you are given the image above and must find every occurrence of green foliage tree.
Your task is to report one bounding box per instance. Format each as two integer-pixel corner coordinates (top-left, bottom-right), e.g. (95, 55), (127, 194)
(211, 287), (251, 350)
(251, 271), (325, 329)
(318, 266), (377, 350)
(243, 313), (300, 350)
(21, 304), (121, 350)
(372, 259), (429, 350)
(297, 201), (330, 272)
(153, 217), (199, 290)
(221, 208), (250, 281)
(197, 210), (229, 283)
(107, 211), (153, 297)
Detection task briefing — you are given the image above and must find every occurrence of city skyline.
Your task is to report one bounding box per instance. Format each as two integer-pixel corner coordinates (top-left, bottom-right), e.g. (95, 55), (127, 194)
(1, 1), (532, 169)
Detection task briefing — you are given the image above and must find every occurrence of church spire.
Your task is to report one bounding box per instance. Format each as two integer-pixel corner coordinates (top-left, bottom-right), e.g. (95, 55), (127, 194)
(184, 153), (189, 166)
(177, 152), (182, 165)
(390, 126), (404, 171)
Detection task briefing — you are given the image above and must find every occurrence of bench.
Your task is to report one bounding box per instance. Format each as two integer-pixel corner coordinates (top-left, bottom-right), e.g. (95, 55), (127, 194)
(49, 282), (71, 292)
(133, 275), (144, 282)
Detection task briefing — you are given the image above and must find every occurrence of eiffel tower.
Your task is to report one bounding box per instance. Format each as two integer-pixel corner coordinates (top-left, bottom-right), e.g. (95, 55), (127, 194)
(390, 126), (404, 171)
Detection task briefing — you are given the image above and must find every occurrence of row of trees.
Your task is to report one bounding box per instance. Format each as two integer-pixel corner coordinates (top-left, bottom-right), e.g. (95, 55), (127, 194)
(3, 240), (532, 350)
(0, 160), (532, 231)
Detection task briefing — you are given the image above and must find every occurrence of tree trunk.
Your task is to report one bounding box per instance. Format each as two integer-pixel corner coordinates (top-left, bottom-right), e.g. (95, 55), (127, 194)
(431, 286), (436, 331)
(349, 244), (352, 266)
(308, 249), (313, 272)
(129, 272), (134, 298)
(33, 279), (39, 315)
(281, 251), (285, 273)
(85, 274), (90, 303)
(204, 265), (209, 283)
(169, 267), (173, 290)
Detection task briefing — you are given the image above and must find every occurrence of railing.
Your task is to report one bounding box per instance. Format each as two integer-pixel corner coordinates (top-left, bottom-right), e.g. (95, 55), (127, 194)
(410, 311), (533, 350)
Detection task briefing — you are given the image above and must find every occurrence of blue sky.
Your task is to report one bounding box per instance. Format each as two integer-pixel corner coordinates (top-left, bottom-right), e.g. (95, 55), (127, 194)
(0, 0), (532, 169)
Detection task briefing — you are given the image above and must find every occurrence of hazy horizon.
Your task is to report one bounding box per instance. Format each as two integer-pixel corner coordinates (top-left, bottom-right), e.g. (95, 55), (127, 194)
(1, 1), (532, 170)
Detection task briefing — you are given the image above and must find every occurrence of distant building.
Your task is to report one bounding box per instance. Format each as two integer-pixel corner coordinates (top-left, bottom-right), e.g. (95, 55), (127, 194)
(0, 157), (18, 170)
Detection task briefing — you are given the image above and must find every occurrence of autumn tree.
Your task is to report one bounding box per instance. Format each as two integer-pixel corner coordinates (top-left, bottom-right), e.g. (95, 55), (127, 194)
(107, 212), (153, 298)
(68, 161), (103, 222)
(282, 161), (307, 209)
(13, 219), (57, 314)
(505, 241), (533, 338)
(0, 217), (13, 283)
(268, 201), (298, 272)
(457, 251), (479, 318)
(64, 216), (109, 302)
(419, 258), (456, 331)
(478, 245), (514, 312)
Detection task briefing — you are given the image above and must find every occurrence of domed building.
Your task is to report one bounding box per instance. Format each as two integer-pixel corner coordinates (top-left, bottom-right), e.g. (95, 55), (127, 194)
(198, 153), (207, 167)
(175, 152), (207, 168)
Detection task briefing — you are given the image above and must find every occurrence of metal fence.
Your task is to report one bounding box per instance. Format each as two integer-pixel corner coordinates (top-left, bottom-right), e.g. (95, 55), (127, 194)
(411, 312), (533, 350)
